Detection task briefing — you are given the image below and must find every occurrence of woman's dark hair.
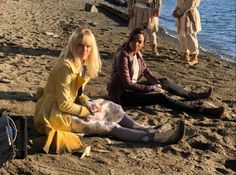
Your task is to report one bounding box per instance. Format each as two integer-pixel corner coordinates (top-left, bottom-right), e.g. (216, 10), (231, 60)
(129, 28), (145, 42)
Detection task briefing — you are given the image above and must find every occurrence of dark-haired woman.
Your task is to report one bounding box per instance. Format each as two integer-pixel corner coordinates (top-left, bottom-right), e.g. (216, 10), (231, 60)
(108, 28), (224, 118)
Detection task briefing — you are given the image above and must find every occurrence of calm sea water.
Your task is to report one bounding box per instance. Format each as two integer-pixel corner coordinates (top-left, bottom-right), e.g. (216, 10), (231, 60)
(159, 0), (236, 62)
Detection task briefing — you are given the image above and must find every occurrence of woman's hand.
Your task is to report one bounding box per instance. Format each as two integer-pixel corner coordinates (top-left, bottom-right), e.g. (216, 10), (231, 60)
(153, 9), (160, 17)
(154, 87), (165, 93)
(128, 9), (133, 18)
(85, 100), (101, 114)
(172, 10), (178, 17)
(172, 8), (182, 18)
(90, 102), (101, 113)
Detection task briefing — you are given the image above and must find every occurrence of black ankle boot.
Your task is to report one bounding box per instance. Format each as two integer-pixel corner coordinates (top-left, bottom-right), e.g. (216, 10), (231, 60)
(198, 106), (225, 118)
(188, 87), (212, 100)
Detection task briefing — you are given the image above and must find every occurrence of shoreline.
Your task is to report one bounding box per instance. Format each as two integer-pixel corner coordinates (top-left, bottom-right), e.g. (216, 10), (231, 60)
(101, 2), (236, 64)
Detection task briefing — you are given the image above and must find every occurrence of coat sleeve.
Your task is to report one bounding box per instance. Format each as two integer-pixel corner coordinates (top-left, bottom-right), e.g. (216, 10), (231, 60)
(155, 0), (162, 11)
(117, 51), (150, 92)
(137, 55), (160, 84)
(127, 0), (133, 11)
(182, 0), (195, 14)
(55, 64), (90, 117)
(142, 67), (160, 85)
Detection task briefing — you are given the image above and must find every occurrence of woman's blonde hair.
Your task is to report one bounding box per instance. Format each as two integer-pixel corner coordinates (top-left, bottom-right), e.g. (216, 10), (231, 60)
(60, 28), (101, 78)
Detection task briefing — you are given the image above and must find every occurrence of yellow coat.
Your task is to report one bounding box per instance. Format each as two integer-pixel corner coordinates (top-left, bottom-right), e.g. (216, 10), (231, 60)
(33, 58), (91, 154)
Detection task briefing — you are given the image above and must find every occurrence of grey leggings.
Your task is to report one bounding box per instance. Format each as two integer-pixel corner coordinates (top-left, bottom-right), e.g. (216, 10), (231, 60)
(108, 115), (154, 142)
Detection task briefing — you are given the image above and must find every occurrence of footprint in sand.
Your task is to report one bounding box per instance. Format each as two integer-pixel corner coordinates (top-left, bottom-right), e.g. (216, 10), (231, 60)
(189, 139), (211, 151)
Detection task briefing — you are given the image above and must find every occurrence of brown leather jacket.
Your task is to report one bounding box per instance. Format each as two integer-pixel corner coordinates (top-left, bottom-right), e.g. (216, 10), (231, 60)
(107, 42), (160, 104)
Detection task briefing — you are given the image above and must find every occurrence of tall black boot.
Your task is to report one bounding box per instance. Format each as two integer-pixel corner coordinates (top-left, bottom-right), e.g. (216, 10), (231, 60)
(187, 87), (212, 100)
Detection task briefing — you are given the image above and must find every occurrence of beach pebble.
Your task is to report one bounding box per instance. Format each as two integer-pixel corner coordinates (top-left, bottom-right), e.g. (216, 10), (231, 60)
(0, 78), (11, 83)
(45, 32), (59, 38)
(84, 3), (98, 13)
(28, 93), (34, 98)
(80, 145), (91, 159)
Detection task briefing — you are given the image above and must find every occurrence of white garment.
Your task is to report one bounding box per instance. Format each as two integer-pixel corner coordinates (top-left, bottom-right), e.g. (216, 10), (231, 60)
(71, 99), (125, 135)
(179, 32), (199, 54)
(131, 55), (140, 83)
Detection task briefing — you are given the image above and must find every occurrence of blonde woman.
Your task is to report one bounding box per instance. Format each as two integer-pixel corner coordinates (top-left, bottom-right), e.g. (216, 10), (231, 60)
(34, 28), (185, 154)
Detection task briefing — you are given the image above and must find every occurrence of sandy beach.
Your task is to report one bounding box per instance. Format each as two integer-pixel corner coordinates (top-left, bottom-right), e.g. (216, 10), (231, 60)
(0, 0), (236, 174)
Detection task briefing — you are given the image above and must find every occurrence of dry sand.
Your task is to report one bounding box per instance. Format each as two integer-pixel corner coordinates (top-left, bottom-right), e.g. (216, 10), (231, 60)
(0, 0), (235, 174)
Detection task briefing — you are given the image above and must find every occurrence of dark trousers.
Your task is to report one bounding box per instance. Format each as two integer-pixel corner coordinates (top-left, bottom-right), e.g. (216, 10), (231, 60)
(120, 78), (196, 113)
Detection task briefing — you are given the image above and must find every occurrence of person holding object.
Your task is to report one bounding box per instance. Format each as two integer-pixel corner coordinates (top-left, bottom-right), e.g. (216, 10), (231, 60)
(172, 0), (201, 65)
(33, 28), (185, 154)
(107, 28), (224, 118)
(127, 0), (162, 56)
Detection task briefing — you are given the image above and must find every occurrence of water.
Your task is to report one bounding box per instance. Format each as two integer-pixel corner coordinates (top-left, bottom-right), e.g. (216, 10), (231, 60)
(159, 0), (236, 62)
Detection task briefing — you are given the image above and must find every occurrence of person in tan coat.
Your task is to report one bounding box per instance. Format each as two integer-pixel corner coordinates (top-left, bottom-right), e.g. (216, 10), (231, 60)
(127, 0), (162, 56)
(33, 28), (186, 153)
(173, 0), (201, 65)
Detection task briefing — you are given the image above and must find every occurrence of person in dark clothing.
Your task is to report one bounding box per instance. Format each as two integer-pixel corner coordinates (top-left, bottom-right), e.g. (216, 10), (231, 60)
(107, 27), (224, 118)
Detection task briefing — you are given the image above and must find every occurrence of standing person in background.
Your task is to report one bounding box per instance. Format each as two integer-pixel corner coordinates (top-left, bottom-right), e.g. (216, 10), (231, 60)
(127, 0), (162, 57)
(172, 0), (201, 65)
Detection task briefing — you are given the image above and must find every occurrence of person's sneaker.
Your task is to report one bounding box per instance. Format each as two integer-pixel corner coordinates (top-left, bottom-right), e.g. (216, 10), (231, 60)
(154, 120), (185, 145)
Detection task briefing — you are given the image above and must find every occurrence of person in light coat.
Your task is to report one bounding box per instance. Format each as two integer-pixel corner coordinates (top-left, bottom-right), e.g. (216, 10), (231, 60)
(127, 0), (162, 56)
(173, 0), (201, 65)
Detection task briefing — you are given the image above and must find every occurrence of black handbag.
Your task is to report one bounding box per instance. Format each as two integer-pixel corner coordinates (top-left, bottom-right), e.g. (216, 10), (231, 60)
(11, 114), (28, 159)
(0, 111), (28, 167)
(0, 111), (16, 167)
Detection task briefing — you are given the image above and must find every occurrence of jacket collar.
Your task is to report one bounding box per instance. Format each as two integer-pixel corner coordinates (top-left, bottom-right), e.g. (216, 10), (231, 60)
(64, 59), (80, 74)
